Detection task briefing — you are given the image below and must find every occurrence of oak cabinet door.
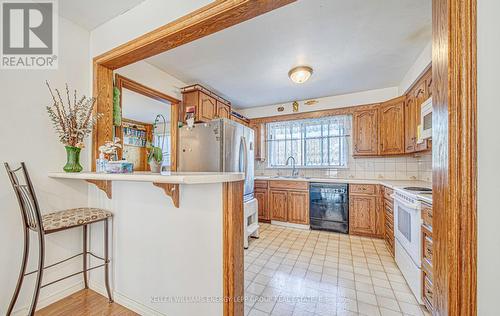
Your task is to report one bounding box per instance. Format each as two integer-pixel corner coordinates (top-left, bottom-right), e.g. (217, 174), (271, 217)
(249, 122), (262, 161)
(216, 100), (231, 119)
(349, 195), (377, 236)
(353, 109), (379, 156)
(198, 92), (216, 122)
(404, 94), (417, 153)
(379, 97), (405, 155)
(270, 190), (287, 221)
(287, 191), (309, 225)
(255, 188), (269, 221)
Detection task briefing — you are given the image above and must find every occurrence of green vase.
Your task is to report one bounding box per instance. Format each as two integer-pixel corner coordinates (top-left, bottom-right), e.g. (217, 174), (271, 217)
(63, 146), (83, 173)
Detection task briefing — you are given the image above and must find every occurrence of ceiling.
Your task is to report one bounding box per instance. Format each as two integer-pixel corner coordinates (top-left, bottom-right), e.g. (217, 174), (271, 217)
(60, 0), (145, 30)
(122, 89), (171, 124)
(146, 0), (432, 108)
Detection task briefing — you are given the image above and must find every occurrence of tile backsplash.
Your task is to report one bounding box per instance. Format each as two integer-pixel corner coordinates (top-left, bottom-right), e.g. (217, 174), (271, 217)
(255, 151), (432, 182)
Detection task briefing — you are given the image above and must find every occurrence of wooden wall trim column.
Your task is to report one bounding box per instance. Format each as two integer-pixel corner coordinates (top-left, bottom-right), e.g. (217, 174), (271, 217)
(432, 0), (477, 314)
(222, 181), (244, 316)
(91, 0), (296, 171)
(222, 181), (245, 316)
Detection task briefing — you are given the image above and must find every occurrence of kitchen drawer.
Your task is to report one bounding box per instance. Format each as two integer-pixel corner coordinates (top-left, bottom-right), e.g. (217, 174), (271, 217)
(422, 203), (433, 229)
(422, 270), (434, 312)
(269, 180), (308, 191)
(255, 180), (268, 189)
(350, 184), (377, 195)
(385, 233), (394, 255)
(383, 186), (394, 201)
(422, 225), (433, 274)
(385, 220), (393, 236)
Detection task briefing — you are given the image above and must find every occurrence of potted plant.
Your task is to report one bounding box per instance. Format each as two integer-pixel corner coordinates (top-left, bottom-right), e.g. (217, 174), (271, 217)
(147, 143), (163, 173)
(45, 81), (101, 172)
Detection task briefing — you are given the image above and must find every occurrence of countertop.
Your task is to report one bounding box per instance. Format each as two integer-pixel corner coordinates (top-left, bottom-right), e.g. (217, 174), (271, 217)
(49, 171), (245, 184)
(255, 175), (433, 203)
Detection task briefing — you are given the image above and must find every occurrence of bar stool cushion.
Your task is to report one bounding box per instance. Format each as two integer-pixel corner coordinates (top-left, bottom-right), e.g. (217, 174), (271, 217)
(42, 208), (112, 232)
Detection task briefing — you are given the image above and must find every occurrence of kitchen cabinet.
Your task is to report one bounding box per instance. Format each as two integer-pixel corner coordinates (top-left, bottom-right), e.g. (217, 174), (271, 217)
(379, 97), (405, 155)
(216, 100), (231, 119)
(255, 188), (269, 222)
(270, 189), (288, 221)
(181, 85), (231, 123)
(353, 108), (379, 156)
(383, 186), (395, 256)
(249, 121), (265, 161)
(404, 68), (432, 153)
(254, 180), (269, 222)
(287, 191), (309, 225)
(349, 184), (383, 238)
(421, 201), (434, 312)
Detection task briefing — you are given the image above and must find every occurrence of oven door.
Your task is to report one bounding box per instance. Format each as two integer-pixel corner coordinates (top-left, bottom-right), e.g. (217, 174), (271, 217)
(393, 196), (422, 266)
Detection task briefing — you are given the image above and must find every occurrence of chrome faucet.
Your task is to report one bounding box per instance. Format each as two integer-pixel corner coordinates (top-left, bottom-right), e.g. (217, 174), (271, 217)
(286, 156), (299, 177)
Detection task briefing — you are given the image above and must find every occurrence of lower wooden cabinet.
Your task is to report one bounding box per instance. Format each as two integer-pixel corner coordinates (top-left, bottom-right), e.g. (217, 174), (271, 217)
(421, 201), (434, 312)
(349, 195), (377, 236)
(383, 186), (395, 256)
(255, 188), (269, 222)
(349, 184), (383, 238)
(287, 191), (309, 225)
(270, 189), (288, 221)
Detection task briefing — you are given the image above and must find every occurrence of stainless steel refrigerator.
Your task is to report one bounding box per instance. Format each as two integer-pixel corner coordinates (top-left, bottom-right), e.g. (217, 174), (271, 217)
(178, 118), (255, 201)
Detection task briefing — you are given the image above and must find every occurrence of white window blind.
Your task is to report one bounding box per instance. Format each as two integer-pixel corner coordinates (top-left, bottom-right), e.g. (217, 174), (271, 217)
(267, 115), (351, 168)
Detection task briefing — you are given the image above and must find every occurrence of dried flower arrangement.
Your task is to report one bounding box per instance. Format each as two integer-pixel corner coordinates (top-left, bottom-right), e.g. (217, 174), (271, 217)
(99, 137), (122, 158)
(46, 81), (102, 148)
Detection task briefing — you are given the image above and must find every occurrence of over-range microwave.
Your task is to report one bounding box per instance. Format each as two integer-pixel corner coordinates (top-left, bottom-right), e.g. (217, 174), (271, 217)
(420, 97), (432, 140)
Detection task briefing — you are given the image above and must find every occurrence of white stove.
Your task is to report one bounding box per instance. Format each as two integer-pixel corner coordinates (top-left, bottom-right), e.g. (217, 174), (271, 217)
(393, 187), (429, 305)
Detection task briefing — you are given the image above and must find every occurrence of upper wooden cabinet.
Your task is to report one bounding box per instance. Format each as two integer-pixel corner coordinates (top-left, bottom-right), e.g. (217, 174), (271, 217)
(249, 121), (266, 161)
(353, 108), (379, 156)
(378, 96), (405, 155)
(216, 100), (231, 119)
(181, 85), (231, 123)
(404, 93), (418, 153)
(405, 68), (432, 153)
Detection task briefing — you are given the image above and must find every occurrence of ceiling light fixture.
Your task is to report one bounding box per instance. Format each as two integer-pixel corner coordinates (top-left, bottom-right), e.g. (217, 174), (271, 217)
(288, 66), (313, 84)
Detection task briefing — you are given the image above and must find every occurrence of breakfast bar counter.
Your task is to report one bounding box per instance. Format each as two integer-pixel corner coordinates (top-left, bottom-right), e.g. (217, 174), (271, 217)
(49, 171), (245, 316)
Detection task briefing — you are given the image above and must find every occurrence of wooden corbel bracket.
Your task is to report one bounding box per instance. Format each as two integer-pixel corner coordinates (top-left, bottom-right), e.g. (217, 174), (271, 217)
(86, 180), (112, 199)
(153, 183), (180, 208)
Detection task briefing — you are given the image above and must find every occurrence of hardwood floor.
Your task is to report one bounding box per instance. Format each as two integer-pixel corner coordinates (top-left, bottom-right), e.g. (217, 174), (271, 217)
(36, 289), (138, 316)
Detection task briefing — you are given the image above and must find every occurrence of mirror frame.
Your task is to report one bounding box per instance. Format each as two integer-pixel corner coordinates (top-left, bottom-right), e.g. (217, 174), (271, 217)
(114, 74), (179, 171)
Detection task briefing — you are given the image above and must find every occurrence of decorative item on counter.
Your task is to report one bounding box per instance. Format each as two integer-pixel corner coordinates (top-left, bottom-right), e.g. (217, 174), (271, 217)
(113, 84), (121, 126)
(105, 161), (133, 174)
(96, 152), (107, 173)
(147, 114), (167, 173)
(185, 106), (195, 129)
(98, 137), (122, 162)
(292, 101), (299, 112)
(45, 81), (102, 173)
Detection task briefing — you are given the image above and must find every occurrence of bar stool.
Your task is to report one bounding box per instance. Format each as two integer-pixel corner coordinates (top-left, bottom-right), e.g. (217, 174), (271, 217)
(4, 162), (113, 316)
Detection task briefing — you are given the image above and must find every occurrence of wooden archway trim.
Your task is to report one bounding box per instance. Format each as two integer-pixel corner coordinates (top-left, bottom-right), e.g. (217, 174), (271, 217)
(91, 0), (296, 172)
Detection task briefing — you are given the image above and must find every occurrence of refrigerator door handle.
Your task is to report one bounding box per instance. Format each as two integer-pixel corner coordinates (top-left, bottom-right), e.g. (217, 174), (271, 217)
(241, 136), (248, 177)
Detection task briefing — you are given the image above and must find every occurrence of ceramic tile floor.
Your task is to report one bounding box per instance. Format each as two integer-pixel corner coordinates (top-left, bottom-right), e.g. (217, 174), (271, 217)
(244, 223), (429, 316)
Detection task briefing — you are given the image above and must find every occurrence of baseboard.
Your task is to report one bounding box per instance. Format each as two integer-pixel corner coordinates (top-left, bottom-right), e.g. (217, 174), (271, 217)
(11, 281), (84, 316)
(270, 220), (310, 230)
(90, 281), (164, 316)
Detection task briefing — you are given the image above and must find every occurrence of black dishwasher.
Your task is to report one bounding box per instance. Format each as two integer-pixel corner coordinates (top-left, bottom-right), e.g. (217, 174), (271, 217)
(309, 183), (349, 233)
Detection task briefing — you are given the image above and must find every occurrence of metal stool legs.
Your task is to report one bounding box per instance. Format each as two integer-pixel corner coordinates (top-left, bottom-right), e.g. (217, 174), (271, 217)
(104, 218), (113, 303)
(29, 231), (45, 316)
(83, 225), (88, 289)
(6, 228), (30, 315)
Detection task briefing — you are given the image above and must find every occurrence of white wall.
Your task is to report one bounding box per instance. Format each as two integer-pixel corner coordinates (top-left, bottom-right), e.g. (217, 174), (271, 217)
(477, 1), (500, 314)
(399, 41), (432, 95)
(237, 87), (399, 119)
(116, 61), (186, 101)
(0, 18), (91, 314)
(90, 0), (212, 57)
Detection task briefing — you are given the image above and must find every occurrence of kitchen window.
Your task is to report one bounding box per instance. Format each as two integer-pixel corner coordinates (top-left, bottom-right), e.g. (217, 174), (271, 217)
(266, 115), (351, 168)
